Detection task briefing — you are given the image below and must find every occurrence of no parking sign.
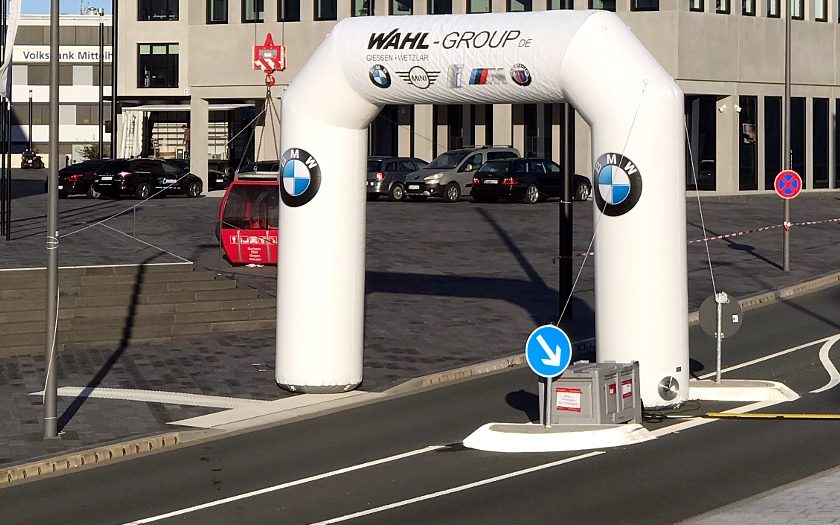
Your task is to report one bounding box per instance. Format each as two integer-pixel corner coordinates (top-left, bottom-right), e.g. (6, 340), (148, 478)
(774, 170), (802, 200)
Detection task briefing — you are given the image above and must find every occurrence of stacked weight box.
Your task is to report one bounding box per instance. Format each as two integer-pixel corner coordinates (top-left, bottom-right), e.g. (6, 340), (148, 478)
(538, 362), (641, 425)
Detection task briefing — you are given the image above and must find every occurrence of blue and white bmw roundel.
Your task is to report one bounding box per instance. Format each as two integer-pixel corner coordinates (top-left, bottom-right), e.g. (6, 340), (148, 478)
(280, 148), (321, 207)
(593, 153), (643, 217)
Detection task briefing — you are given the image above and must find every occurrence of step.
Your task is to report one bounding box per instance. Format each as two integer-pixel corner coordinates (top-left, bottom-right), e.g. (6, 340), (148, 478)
(78, 271), (218, 286)
(174, 307), (276, 324)
(2, 313), (178, 335)
(174, 297), (277, 313)
(0, 263), (195, 285)
(177, 319), (276, 336)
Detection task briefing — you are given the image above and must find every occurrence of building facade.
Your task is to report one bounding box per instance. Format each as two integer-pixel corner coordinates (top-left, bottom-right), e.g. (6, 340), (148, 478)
(9, 13), (113, 166)
(119, 0), (840, 193)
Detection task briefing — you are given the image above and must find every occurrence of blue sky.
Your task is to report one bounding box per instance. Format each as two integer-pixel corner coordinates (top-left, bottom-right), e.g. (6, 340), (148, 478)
(23, 1), (111, 14)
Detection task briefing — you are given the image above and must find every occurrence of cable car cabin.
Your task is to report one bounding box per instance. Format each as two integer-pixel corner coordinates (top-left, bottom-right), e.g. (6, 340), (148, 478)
(218, 175), (279, 265)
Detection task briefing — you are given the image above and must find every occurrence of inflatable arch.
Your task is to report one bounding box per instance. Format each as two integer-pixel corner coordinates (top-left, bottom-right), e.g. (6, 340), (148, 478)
(277, 10), (689, 407)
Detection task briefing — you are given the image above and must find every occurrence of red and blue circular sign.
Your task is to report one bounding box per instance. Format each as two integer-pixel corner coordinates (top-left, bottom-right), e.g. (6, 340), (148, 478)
(774, 170), (802, 200)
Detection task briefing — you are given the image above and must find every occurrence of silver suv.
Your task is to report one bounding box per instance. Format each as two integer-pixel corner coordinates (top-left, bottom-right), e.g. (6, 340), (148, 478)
(403, 146), (520, 202)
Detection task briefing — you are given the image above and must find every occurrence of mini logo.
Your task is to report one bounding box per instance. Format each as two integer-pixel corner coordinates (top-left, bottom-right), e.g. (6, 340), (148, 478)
(280, 148), (321, 207)
(469, 68), (506, 85)
(510, 64), (531, 86)
(593, 153), (643, 216)
(396, 66), (440, 89)
(449, 64), (464, 88)
(369, 64), (391, 89)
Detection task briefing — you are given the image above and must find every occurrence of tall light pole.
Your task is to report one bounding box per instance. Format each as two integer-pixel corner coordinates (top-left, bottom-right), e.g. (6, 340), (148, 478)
(44, 0), (60, 440)
(28, 89), (33, 151)
(98, 8), (104, 158)
(110, 0), (118, 158)
(782, 0), (791, 271)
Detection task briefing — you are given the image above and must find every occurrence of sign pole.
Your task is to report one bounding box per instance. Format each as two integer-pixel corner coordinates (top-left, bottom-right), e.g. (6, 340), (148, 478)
(783, 0), (791, 272)
(544, 377), (552, 429)
(714, 292), (727, 384)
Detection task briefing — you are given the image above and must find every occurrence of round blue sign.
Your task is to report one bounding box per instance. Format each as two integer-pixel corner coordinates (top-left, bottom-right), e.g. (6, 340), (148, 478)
(525, 325), (573, 378)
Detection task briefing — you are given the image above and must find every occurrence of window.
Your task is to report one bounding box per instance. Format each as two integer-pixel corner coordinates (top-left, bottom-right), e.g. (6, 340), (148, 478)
(207, 0), (228, 23)
(685, 95), (717, 191)
(631, 0), (659, 10)
(813, 98), (829, 188)
(767, 0), (779, 16)
(138, 0), (179, 21)
(689, 0), (703, 11)
(742, 0), (755, 15)
(791, 0), (803, 19)
(590, 0), (616, 11)
(548, 0), (573, 8)
(468, 0), (490, 11)
(508, 0), (532, 10)
(391, 0), (413, 14)
(243, 0), (264, 22)
(279, 0), (301, 20)
(428, 0), (452, 13)
(764, 97), (782, 190)
(315, 0), (338, 19)
(715, 0), (729, 13)
(352, 0), (373, 16)
(92, 65), (113, 86)
(815, 0), (827, 20)
(791, 97), (806, 186)
(137, 43), (179, 88)
(738, 96), (758, 191)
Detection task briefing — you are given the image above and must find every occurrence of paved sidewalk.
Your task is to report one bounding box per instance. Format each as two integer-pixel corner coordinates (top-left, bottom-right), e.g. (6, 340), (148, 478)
(1, 169), (839, 474)
(685, 464), (840, 524)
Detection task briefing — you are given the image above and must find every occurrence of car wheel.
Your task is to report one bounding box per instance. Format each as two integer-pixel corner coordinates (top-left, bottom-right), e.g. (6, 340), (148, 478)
(134, 182), (151, 200)
(408, 195), (428, 202)
(186, 181), (202, 198)
(388, 184), (405, 202)
(86, 185), (101, 199)
(575, 182), (591, 201)
(367, 194), (380, 202)
(524, 184), (540, 204)
(443, 182), (461, 203)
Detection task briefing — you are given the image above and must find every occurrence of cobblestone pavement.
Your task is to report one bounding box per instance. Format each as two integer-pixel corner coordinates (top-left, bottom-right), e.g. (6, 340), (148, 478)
(684, 464), (840, 524)
(1, 169), (839, 472)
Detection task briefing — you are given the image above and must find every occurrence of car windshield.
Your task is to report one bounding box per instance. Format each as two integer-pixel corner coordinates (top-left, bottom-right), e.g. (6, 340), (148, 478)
(239, 161), (279, 173)
(426, 150), (470, 170)
(97, 160), (130, 174)
(367, 160), (383, 172)
(477, 161), (513, 174)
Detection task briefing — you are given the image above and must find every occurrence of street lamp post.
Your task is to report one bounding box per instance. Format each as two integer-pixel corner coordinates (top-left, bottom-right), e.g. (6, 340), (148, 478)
(782, 0), (791, 271)
(98, 9), (104, 159)
(28, 89), (33, 151)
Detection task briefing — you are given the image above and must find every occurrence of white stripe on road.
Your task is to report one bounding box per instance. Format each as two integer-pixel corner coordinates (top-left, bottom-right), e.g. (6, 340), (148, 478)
(810, 334), (840, 393)
(697, 335), (834, 380)
(122, 445), (445, 524)
(309, 451), (605, 525)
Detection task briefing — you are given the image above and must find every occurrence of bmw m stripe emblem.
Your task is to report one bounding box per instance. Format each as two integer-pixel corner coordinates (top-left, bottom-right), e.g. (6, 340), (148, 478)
(593, 153), (642, 216)
(280, 148), (321, 207)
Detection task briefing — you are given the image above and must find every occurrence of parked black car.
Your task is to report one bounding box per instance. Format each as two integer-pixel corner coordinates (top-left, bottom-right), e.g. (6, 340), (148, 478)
(470, 158), (593, 204)
(93, 158), (202, 199)
(20, 150), (45, 169)
(166, 158), (231, 190)
(47, 159), (107, 198)
(366, 156), (428, 201)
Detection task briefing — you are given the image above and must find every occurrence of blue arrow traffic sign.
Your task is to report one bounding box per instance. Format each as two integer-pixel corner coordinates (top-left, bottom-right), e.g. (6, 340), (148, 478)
(525, 325), (573, 378)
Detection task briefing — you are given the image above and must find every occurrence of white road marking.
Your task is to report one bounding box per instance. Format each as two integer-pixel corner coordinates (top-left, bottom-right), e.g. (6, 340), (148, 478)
(28, 386), (268, 409)
(810, 334), (840, 393)
(309, 451), (605, 525)
(697, 335), (834, 379)
(649, 400), (783, 437)
(122, 445), (445, 524)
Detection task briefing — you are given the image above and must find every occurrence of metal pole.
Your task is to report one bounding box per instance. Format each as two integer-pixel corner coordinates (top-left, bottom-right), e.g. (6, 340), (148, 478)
(44, 0), (60, 440)
(4, 97), (10, 241)
(1, 0), (6, 239)
(110, 0), (118, 158)
(28, 90), (32, 150)
(543, 377), (552, 429)
(715, 299), (723, 384)
(783, 0), (791, 272)
(98, 11), (104, 159)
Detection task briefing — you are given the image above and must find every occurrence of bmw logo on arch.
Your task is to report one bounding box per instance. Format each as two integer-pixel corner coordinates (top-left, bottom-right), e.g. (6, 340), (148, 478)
(280, 148), (321, 207)
(593, 153), (643, 216)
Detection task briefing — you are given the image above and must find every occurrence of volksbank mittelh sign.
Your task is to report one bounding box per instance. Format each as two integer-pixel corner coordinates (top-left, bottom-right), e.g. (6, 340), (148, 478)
(14, 46), (113, 63)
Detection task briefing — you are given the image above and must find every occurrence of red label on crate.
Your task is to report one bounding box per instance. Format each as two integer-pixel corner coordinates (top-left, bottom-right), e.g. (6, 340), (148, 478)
(555, 387), (582, 413)
(622, 379), (633, 399)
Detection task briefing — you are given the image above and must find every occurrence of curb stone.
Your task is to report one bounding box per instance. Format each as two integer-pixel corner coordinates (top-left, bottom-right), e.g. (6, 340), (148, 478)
(2, 271), (838, 486)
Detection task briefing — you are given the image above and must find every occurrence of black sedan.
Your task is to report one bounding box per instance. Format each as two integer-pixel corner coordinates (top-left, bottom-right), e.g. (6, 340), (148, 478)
(470, 159), (592, 204)
(157, 160), (203, 198)
(50, 159), (107, 198)
(166, 158), (231, 191)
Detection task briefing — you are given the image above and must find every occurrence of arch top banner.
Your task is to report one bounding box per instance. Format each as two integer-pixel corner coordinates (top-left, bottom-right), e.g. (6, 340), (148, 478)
(333, 11), (598, 106)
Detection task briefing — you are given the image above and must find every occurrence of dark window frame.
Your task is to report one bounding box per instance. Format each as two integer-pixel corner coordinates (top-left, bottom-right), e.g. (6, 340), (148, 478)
(742, 0), (755, 15)
(689, 0), (704, 11)
(137, 0), (180, 21)
(136, 42), (180, 89)
(630, 0), (660, 11)
(589, 0), (616, 10)
(507, 0), (533, 11)
(242, 0), (265, 22)
(815, 0), (827, 21)
(206, 0), (228, 24)
(314, 0), (338, 20)
(352, 0), (374, 16)
(715, 0), (730, 14)
(767, 0), (780, 17)
(791, 0), (804, 19)
(279, 0), (301, 20)
(467, 0), (490, 12)
(427, 0), (453, 13)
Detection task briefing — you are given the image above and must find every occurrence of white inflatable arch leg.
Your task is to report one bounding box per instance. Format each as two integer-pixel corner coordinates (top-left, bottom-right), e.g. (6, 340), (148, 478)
(278, 11), (689, 406)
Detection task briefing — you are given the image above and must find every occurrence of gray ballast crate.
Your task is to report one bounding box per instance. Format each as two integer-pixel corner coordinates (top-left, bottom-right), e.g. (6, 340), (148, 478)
(538, 362), (641, 425)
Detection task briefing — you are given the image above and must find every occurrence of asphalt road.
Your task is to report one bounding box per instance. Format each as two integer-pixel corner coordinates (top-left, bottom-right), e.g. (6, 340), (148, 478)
(1, 284), (839, 524)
